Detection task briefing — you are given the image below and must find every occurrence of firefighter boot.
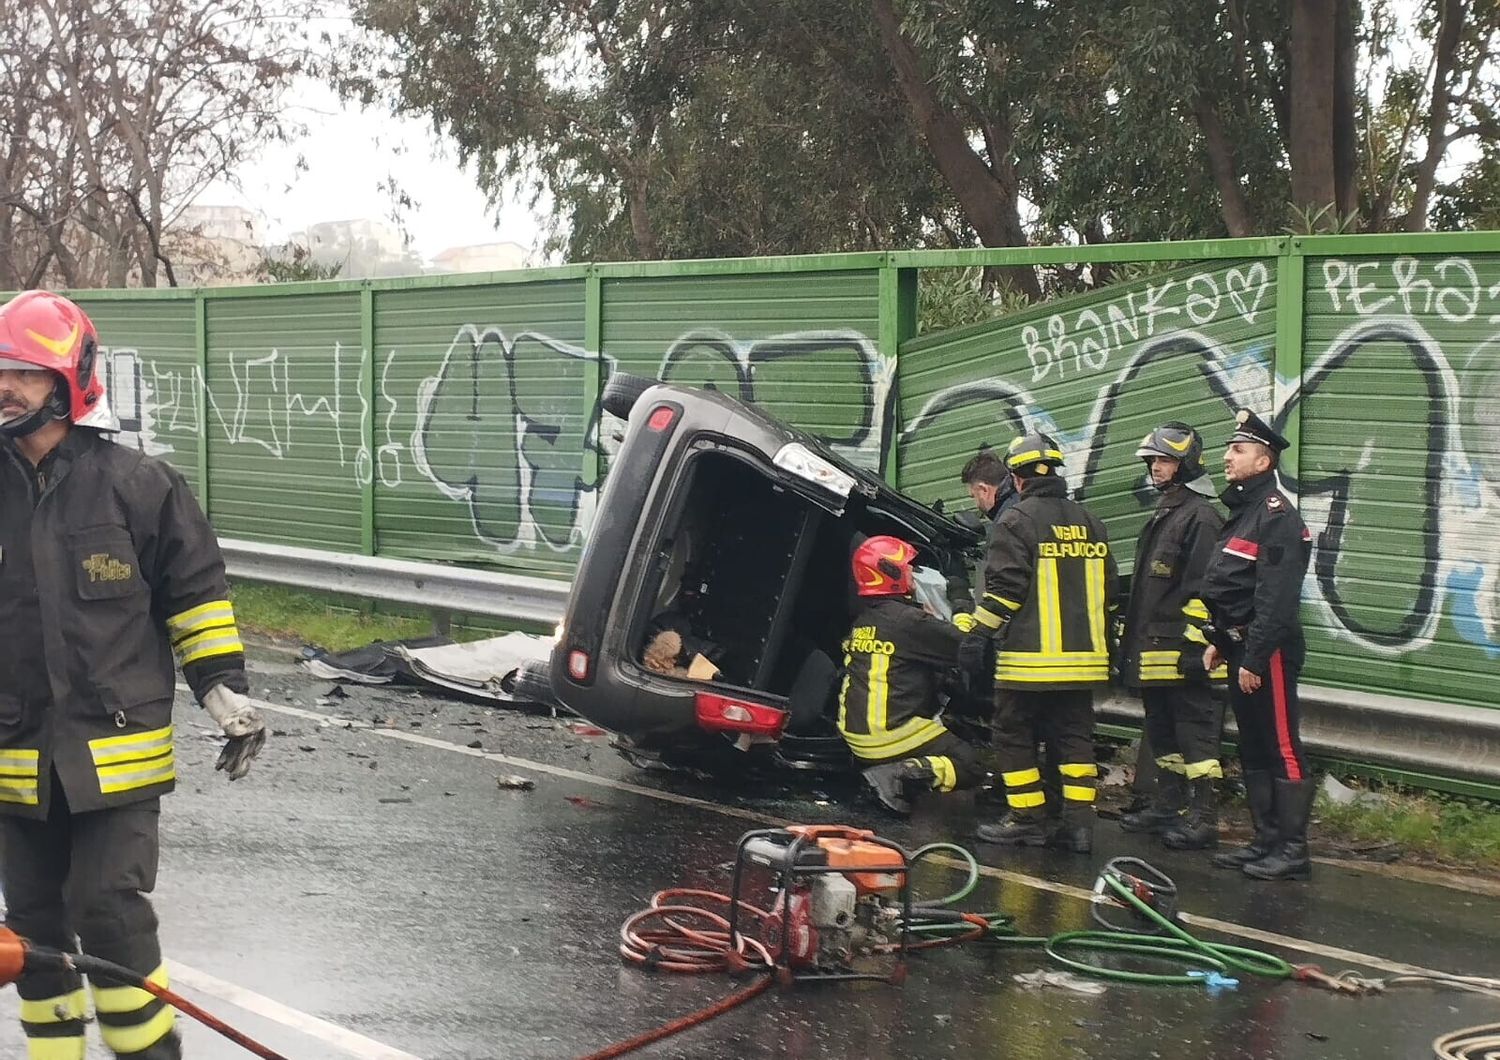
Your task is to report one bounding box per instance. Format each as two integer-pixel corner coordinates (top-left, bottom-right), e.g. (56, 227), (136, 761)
(1048, 805), (1093, 855)
(1243, 778), (1316, 881)
(1120, 771), (1187, 833)
(862, 758), (934, 815)
(975, 808), (1052, 847)
(1211, 770), (1278, 868)
(18, 986), (88, 1060)
(1162, 777), (1218, 850)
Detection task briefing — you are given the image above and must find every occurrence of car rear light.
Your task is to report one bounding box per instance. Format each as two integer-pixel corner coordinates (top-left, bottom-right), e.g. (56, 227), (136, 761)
(646, 405), (677, 432)
(567, 649), (591, 681)
(772, 441), (855, 498)
(694, 691), (788, 736)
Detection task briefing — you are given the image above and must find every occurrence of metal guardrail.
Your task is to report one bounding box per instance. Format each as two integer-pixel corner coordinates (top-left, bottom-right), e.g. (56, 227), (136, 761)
(220, 538), (569, 627)
(1099, 686), (1500, 793)
(222, 537), (1498, 792)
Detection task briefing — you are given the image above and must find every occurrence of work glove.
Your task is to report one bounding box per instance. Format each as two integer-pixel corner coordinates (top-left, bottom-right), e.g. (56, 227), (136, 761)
(953, 611), (978, 633)
(201, 685), (267, 781)
(957, 631), (994, 681)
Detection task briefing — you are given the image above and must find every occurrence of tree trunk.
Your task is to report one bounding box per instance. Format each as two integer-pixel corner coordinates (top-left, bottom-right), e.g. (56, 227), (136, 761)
(626, 172), (658, 260)
(1404, 0), (1464, 231)
(1333, 0), (1358, 220)
(1289, 0), (1338, 225)
(1192, 95), (1256, 236)
(869, 0), (1040, 300)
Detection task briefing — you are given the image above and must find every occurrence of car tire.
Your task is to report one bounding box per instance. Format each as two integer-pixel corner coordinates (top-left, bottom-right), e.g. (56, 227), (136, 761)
(509, 660), (555, 705)
(601, 372), (659, 419)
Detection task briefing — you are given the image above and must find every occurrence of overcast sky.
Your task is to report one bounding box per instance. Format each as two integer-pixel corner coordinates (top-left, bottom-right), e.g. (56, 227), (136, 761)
(200, 78), (550, 265)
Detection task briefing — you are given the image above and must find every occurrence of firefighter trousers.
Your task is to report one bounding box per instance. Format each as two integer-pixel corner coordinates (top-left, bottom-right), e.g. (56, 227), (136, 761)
(0, 772), (179, 1060)
(993, 689), (1096, 815)
(1227, 647), (1307, 782)
(1141, 683), (1223, 781)
(860, 730), (983, 793)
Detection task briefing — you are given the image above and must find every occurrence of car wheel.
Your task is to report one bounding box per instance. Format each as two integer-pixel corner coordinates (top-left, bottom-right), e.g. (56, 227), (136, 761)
(509, 660), (556, 705)
(601, 372), (659, 419)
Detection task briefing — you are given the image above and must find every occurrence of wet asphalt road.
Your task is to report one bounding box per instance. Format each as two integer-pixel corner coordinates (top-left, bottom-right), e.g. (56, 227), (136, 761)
(2, 650), (1498, 1059)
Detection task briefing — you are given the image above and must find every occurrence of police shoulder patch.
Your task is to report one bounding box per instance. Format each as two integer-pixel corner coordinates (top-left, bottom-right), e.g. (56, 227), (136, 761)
(1266, 493), (1284, 512)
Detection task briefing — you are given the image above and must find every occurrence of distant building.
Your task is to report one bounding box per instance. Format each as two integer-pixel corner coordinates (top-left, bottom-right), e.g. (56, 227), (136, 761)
(160, 204), (265, 286)
(287, 218), (425, 279)
(429, 241), (531, 274)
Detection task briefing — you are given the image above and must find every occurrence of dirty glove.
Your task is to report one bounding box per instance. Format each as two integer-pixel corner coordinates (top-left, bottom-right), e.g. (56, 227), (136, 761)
(201, 684), (267, 781)
(953, 612), (978, 633)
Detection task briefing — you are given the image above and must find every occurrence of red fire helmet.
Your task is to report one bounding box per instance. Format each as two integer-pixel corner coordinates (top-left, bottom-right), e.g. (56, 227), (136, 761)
(852, 535), (918, 598)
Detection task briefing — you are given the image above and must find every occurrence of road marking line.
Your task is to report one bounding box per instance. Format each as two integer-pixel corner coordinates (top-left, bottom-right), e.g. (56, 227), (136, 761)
(167, 961), (422, 1060)
(240, 694), (1471, 981)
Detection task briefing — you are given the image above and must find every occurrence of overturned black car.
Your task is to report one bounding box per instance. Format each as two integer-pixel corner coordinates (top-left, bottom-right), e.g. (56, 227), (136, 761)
(547, 374), (987, 772)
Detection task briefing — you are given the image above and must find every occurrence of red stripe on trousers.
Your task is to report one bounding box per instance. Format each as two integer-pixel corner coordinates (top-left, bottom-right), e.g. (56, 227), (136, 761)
(1269, 649), (1302, 781)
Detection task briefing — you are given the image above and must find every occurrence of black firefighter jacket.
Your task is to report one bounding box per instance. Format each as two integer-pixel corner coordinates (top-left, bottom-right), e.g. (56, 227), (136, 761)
(1200, 469), (1312, 675)
(0, 430), (248, 819)
(837, 596), (964, 761)
(1119, 485), (1226, 688)
(976, 475), (1118, 690)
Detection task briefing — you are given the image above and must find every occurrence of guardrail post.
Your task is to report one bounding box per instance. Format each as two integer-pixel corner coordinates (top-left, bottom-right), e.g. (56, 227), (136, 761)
(583, 268), (604, 491)
(360, 284), (376, 555)
(878, 262), (917, 487)
(1273, 239), (1305, 484)
(194, 293), (210, 511)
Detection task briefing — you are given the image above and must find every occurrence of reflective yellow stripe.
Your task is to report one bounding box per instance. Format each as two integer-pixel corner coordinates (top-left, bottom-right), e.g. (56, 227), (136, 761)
(1209, 664), (1228, 679)
(89, 725), (174, 766)
(1085, 557), (1106, 655)
(952, 612), (977, 632)
(835, 652), (852, 730)
(984, 593), (1022, 613)
(869, 653), (889, 732)
(92, 965), (168, 1014)
(1037, 558), (1061, 655)
(973, 607), (1004, 629)
(1002, 767), (1042, 787)
(0, 748), (40, 771)
(844, 716), (949, 759)
(1183, 759), (1224, 779)
(1155, 754), (1186, 773)
(997, 667), (1109, 683)
(97, 754), (175, 795)
(166, 600), (235, 637)
(999, 651), (1111, 665)
(928, 756), (957, 793)
(1062, 784), (1097, 802)
(1183, 624), (1208, 645)
(1141, 650), (1180, 666)
(1182, 598), (1209, 621)
(97, 1006), (177, 1055)
(19, 989), (89, 1024)
(25, 1036), (86, 1059)
(0, 777), (40, 805)
(1058, 762), (1097, 778)
(176, 629), (245, 665)
(1007, 790), (1047, 808)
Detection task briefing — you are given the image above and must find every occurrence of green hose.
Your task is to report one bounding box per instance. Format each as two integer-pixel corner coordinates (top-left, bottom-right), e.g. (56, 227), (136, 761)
(903, 844), (1293, 986)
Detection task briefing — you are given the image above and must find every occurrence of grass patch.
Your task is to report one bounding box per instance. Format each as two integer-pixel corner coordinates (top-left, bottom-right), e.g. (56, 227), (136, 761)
(227, 581), (549, 653)
(1315, 781), (1500, 871)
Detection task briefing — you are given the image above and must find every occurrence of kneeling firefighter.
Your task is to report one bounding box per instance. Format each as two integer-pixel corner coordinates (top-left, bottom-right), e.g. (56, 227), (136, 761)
(964, 434), (1117, 853)
(1117, 423), (1227, 850)
(838, 535), (983, 814)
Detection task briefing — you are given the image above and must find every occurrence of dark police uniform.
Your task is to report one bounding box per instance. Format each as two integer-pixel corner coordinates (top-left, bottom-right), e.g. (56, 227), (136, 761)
(978, 474), (1116, 833)
(1200, 409), (1315, 881)
(838, 596), (979, 791)
(0, 429), (247, 1057)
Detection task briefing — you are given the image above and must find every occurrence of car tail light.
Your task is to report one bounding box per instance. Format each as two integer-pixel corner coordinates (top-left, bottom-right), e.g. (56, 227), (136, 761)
(694, 691), (788, 736)
(567, 649), (591, 681)
(646, 405), (677, 432)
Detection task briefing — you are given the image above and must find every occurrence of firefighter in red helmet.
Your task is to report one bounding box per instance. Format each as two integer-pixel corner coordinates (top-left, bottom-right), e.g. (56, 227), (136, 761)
(838, 534), (982, 814)
(0, 290), (267, 1060)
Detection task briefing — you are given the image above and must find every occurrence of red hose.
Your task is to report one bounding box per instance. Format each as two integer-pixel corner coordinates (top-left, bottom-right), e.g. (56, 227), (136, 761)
(576, 976), (773, 1060)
